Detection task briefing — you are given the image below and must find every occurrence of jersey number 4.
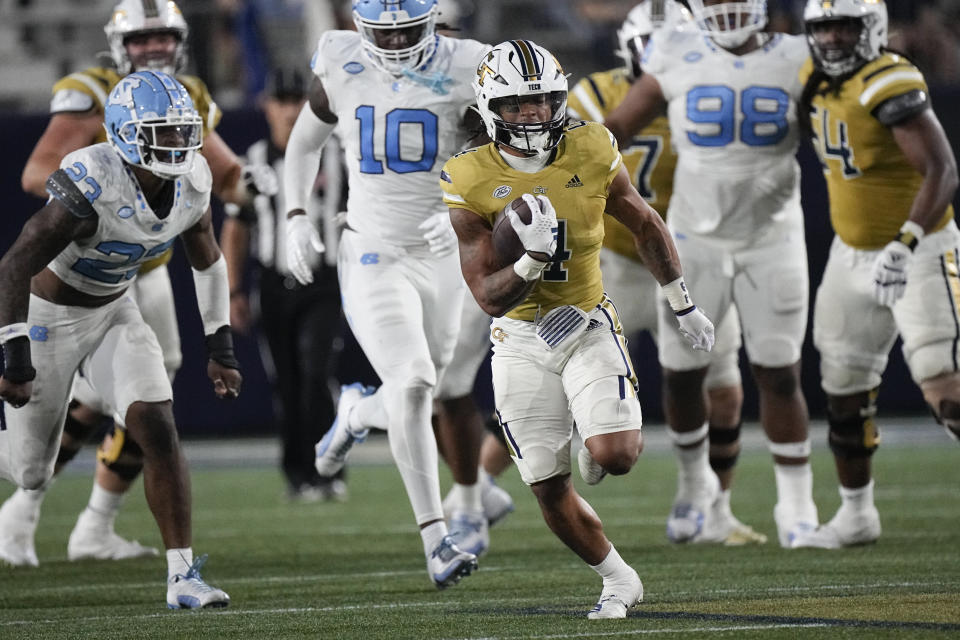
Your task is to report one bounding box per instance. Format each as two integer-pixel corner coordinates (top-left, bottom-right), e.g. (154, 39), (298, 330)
(686, 85), (790, 147)
(356, 106), (438, 174)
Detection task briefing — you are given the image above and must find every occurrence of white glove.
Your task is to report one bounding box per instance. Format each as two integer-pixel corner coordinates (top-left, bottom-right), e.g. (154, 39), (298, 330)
(676, 306), (715, 352)
(242, 164), (279, 196)
(871, 240), (912, 307)
(417, 212), (458, 257)
(506, 193), (558, 257)
(285, 214), (324, 285)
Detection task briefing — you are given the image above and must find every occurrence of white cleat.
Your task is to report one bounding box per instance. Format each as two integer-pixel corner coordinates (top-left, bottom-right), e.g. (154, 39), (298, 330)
(577, 446), (607, 486)
(0, 495), (40, 568)
(481, 479), (514, 527)
(774, 503), (819, 549)
(587, 569), (643, 619)
(791, 504), (881, 549)
(166, 554), (230, 609)
(448, 509), (489, 557)
(427, 535), (478, 590)
(667, 473), (720, 543)
(67, 509), (159, 561)
(315, 383), (375, 477)
(694, 492), (767, 546)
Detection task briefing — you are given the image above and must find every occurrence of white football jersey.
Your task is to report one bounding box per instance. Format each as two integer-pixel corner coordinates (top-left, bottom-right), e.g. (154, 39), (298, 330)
(47, 143), (211, 297)
(311, 31), (489, 246)
(642, 30), (808, 241)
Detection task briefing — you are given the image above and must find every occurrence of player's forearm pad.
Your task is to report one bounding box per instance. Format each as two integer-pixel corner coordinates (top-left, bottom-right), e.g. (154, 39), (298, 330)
(193, 254), (230, 336)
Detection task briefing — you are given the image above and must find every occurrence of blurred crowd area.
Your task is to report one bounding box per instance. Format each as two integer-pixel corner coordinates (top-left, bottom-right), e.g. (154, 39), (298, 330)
(1, 0), (958, 114)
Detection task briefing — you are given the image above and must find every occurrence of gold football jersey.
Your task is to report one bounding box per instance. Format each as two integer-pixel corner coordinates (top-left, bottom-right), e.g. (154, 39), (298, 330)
(567, 68), (675, 261)
(801, 54), (953, 249)
(441, 121), (622, 322)
(52, 67), (222, 143)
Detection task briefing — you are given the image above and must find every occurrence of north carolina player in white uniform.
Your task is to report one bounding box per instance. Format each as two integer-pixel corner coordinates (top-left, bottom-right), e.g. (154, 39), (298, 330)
(605, 0), (820, 547)
(282, 0), (487, 588)
(0, 71), (235, 608)
(569, 0), (764, 546)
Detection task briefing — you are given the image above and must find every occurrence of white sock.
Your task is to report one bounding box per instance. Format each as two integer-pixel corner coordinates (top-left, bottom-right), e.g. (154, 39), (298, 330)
(839, 479), (874, 511)
(447, 482), (483, 514)
(421, 521), (448, 556)
(9, 483), (50, 518)
(716, 488), (733, 518)
(85, 483), (124, 523)
(167, 547), (194, 579)
(774, 463), (817, 521)
(674, 440), (710, 495)
(349, 390), (387, 432)
(589, 544), (634, 584)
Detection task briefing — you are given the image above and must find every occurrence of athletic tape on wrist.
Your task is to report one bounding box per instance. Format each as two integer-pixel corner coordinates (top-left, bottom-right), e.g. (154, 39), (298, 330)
(662, 277), (693, 312)
(513, 253), (549, 282)
(896, 220), (925, 251)
(0, 323), (29, 345)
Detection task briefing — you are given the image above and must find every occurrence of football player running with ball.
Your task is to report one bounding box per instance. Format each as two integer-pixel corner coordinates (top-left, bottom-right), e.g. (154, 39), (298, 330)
(0, 71), (237, 608)
(604, 0), (821, 548)
(441, 40), (713, 619)
(792, 0), (959, 548)
(283, 0), (489, 588)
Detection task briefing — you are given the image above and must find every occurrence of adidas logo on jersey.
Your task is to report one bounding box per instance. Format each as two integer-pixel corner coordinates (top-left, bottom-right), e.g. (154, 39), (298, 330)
(565, 175), (583, 188)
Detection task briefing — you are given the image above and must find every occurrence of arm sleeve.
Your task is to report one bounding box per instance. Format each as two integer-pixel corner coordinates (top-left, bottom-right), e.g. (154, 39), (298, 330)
(192, 254), (230, 335)
(283, 103), (337, 213)
(46, 169), (96, 218)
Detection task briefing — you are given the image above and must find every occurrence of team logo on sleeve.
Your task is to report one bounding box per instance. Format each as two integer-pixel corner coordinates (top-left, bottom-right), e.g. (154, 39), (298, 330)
(493, 185), (512, 198)
(343, 61), (365, 74)
(117, 206), (135, 219)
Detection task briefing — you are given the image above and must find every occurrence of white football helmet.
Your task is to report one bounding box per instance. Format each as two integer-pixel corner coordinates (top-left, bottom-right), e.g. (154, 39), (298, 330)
(616, 1), (692, 79)
(687, 0), (768, 49)
(353, 0), (439, 76)
(474, 40), (569, 156)
(104, 0), (189, 75)
(804, 0), (888, 77)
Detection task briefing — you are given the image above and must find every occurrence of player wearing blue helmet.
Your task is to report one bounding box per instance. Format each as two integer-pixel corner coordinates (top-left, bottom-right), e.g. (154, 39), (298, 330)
(0, 70), (238, 609)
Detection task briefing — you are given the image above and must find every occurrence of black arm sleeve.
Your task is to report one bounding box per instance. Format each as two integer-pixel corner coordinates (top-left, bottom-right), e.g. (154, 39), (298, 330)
(872, 89), (929, 127)
(45, 170), (96, 219)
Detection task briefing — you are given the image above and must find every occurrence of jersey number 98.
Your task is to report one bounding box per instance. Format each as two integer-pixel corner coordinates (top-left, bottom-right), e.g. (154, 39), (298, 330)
(686, 85), (789, 147)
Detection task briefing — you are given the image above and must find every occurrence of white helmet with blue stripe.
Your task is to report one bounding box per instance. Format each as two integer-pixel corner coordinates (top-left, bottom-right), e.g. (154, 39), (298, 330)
(687, 0), (768, 49)
(104, 70), (203, 179)
(352, 0), (439, 76)
(474, 40), (569, 156)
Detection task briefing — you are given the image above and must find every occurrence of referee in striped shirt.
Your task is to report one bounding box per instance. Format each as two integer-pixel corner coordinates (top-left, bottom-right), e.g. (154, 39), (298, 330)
(221, 68), (348, 501)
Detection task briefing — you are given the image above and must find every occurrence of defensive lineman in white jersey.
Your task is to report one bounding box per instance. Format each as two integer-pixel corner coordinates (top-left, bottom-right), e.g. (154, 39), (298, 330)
(283, 0), (488, 588)
(605, 0), (820, 548)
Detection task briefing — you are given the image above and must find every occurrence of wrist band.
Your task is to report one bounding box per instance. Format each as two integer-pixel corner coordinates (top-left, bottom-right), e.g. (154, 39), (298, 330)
(895, 220), (925, 251)
(205, 325), (240, 370)
(662, 277), (693, 312)
(2, 336), (36, 384)
(513, 253), (549, 282)
(0, 323), (29, 345)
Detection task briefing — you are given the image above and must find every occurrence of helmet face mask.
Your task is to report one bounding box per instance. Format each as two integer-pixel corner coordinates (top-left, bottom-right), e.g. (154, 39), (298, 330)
(352, 0), (439, 76)
(804, 0), (888, 77)
(105, 0), (189, 75)
(105, 70), (202, 180)
(616, 0), (691, 79)
(474, 40), (569, 156)
(688, 0), (768, 49)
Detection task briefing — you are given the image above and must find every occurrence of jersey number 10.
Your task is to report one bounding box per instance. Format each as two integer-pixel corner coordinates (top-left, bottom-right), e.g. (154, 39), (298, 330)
(356, 106), (438, 174)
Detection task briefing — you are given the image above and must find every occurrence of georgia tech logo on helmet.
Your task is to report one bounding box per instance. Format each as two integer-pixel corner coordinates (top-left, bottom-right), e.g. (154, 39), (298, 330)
(476, 54), (497, 87)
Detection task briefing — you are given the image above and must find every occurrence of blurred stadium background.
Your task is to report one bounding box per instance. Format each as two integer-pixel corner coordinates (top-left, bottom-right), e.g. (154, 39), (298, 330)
(0, 0), (958, 438)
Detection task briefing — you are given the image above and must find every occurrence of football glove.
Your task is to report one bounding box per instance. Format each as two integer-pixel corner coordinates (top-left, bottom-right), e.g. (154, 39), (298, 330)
(241, 164), (279, 197)
(418, 212), (458, 257)
(871, 239), (912, 307)
(676, 306), (715, 352)
(285, 214), (324, 285)
(506, 193), (558, 258)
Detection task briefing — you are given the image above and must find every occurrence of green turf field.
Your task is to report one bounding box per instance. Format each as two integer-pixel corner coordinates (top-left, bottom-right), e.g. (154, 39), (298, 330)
(0, 440), (958, 639)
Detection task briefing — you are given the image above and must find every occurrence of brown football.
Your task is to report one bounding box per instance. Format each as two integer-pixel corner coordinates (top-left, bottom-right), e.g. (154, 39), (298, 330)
(491, 196), (532, 267)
